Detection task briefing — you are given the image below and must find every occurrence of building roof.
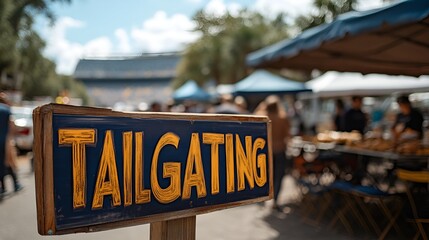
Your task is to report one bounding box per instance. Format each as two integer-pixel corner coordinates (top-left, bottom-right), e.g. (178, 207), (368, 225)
(74, 53), (181, 79)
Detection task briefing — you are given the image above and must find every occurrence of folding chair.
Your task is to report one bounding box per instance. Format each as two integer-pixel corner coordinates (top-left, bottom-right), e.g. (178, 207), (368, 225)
(297, 178), (333, 227)
(351, 185), (403, 240)
(397, 169), (429, 240)
(327, 181), (372, 235)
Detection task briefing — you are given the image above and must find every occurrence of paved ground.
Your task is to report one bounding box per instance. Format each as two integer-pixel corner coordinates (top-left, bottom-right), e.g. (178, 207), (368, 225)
(0, 155), (379, 240)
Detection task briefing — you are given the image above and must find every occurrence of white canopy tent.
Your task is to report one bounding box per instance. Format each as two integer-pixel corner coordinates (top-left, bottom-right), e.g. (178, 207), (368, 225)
(298, 72), (429, 132)
(300, 72), (429, 99)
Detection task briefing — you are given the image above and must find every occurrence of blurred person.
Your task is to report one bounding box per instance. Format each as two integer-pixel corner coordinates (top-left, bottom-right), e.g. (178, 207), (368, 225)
(344, 96), (367, 134)
(165, 100), (175, 112)
(183, 101), (206, 113)
(0, 94), (23, 194)
(234, 96), (249, 114)
(150, 101), (162, 112)
(170, 103), (186, 113)
(2, 129), (23, 193)
(255, 95), (290, 211)
(289, 99), (305, 136)
(392, 95), (424, 142)
(333, 99), (346, 131)
(209, 94), (242, 114)
(183, 101), (194, 113)
(0, 93), (11, 196)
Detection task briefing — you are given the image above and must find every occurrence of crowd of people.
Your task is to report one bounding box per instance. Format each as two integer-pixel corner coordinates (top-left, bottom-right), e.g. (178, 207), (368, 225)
(0, 91), (424, 208)
(146, 93), (425, 211)
(0, 93), (23, 200)
(333, 95), (424, 143)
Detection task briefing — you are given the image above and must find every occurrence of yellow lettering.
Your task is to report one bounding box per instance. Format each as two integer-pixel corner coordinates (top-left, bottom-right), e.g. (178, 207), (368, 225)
(182, 133), (207, 199)
(225, 133), (235, 193)
(123, 131), (132, 207)
(58, 128), (95, 209)
(151, 132), (181, 204)
(252, 138), (267, 187)
(236, 135), (254, 191)
(202, 133), (224, 195)
(92, 131), (121, 209)
(135, 132), (151, 204)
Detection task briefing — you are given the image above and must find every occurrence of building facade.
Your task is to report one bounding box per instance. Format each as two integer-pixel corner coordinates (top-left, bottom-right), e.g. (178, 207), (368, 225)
(74, 53), (180, 109)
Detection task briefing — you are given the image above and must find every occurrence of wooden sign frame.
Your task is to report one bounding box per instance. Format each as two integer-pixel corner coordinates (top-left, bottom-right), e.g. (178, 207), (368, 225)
(34, 104), (273, 235)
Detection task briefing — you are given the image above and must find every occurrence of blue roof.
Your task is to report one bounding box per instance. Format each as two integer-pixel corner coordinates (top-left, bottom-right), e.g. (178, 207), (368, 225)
(74, 53), (180, 79)
(173, 80), (213, 102)
(247, 0), (429, 76)
(234, 70), (309, 95)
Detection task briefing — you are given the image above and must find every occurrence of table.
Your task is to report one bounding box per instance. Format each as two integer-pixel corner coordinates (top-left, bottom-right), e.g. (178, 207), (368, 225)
(334, 145), (429, 163)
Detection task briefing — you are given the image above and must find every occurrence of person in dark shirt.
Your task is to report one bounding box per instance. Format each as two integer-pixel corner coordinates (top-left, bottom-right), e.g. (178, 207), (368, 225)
(333, 99), (346, 131)
(344, 96), (367, 134)
(392, 95), (424, 140)
(0, 93), (11, 196)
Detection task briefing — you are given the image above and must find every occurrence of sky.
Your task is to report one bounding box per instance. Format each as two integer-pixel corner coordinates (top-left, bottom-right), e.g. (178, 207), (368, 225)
(35, 0), (385, 75)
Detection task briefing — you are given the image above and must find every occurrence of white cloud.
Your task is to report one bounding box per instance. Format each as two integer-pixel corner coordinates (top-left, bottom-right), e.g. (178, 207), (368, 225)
(357, 0), (385, 11)
(82, 37), (113, 57)
(204, 0), (242, 16)
(130, 11), (199, 53)
(115, 28), (131, 53)
(42, 17), (86, 75)
(43, 17), (114, 75)
(43, 12), (199, 74)
(253, 0), (384, 21)
(253, 0), (313, 20)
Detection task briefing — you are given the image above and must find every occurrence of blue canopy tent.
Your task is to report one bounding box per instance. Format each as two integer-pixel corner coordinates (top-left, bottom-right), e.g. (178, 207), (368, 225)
(247, 0), (429, 76)
(173, 80), (212, 102)
(234, 70), (310, 95)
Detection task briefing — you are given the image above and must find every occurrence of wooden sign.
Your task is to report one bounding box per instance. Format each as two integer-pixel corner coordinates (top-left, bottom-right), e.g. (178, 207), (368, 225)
(34, 104), (272, 235)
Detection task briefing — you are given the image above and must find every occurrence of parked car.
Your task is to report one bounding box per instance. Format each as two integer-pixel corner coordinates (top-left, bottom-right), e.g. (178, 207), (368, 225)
(10, 106), (34, 153)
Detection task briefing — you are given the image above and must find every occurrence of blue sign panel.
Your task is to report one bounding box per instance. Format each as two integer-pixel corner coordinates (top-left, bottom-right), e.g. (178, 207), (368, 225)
(34, 106), (271, 233)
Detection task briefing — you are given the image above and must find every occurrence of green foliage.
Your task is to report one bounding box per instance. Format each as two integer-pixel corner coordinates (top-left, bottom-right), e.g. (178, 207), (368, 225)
(174, 10), (289, 88)
(0, 0), (19, 70)
(18, 31), (58, 99)
(57, 75), (90, 105)
(0, 0), (86, 103)
(20, 57), (59, 99)
(295, 0), (357, 31)
(0, 0), (68, 70)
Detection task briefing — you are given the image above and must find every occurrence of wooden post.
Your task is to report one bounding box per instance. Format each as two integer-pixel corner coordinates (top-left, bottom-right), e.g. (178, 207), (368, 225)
(150, 216), (196, 240)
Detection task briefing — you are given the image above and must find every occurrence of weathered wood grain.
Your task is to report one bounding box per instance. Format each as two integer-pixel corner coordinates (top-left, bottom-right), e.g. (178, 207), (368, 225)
(150, 216), (196, 240)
